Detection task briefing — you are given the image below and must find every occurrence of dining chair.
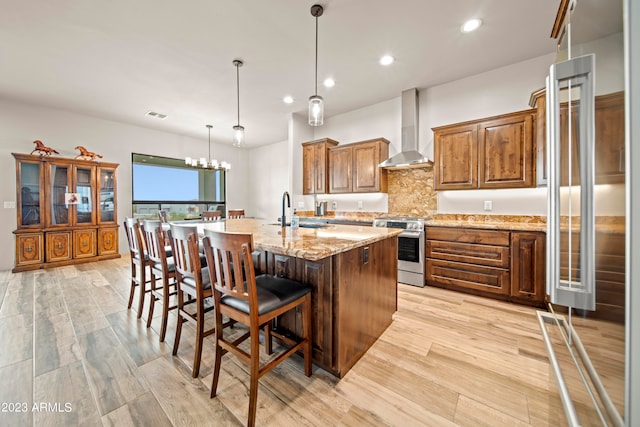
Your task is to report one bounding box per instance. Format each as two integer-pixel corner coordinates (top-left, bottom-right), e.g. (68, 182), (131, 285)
(227, 209), (245, 219)
(203, 210), (222, 221)
(123, 218), (154, 319)
(158, 210), (169, 223)
(141, 219), (177, 342)
(168, 224), (229, 377)
(202, 229), (312, 427)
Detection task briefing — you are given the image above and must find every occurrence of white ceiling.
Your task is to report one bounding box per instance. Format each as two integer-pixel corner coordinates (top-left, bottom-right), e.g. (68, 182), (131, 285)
(0, 0), (622, 148)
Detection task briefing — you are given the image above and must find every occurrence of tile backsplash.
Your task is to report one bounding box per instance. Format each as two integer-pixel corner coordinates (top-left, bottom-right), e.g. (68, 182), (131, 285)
(387, 167), (437, 217)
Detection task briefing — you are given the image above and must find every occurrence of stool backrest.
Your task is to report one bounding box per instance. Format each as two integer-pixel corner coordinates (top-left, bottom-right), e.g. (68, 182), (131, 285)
(203, 211), (222, 221)
(227, 209), (245, 219)
(168, 224), (201, 282)
(124, 217), (144, 259)
(141, 219), (164, 264)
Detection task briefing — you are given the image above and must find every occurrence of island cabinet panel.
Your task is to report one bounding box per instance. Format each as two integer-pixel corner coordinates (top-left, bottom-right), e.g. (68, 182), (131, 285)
(426, 226), (546, 306)
(12, 153), (120, 272)
(433, 110), (535, 190)
(302, 138), (339, 195)
(260, 234), (397, 377)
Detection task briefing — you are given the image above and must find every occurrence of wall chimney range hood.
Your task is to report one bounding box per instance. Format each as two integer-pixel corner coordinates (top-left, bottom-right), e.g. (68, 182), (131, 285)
(379, 88), (433, 169)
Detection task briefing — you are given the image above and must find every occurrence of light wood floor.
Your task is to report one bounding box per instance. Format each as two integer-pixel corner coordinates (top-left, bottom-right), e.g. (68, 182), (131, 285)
(0, 257), (610, 426)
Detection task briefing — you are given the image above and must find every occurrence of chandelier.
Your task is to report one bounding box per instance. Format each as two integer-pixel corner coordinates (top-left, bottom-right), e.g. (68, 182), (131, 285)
(185, 125), (231, 170)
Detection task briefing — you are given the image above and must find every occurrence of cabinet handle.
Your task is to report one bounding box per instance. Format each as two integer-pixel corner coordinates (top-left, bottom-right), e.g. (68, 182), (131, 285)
(57, 243), (62, 249)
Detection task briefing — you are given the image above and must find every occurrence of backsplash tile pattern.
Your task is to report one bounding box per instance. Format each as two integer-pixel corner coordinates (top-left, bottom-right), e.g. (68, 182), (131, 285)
(387, 167), (437, 217)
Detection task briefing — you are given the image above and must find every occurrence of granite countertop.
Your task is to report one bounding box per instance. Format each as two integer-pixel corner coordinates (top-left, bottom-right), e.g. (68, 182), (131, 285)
(170, 218), (402, 261)
(426, 214), (547, 232)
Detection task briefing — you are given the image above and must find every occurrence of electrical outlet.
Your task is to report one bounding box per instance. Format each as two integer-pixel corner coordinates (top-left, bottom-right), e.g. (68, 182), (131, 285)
(4, 201), (16, 209)
(357, 200), (363, 209)
(483, 200), (493, 211)
(332, 201), (337, 209)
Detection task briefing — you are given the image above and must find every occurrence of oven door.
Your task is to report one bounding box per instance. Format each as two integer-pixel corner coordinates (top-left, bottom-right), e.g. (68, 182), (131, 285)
(397, 231), (424, 274)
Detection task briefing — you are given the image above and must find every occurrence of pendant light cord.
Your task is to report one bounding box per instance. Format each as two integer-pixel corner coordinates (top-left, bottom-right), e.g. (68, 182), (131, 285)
(236, 63), (240, 126)
(208, 125), (211, 161)
(314, 14), (318, 96)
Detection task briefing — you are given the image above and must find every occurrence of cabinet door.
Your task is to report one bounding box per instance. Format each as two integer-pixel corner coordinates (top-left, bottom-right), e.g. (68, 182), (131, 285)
(434, 125), (478, 190)
(73, 229), (96, 258)
(98, 167), (117, 224)
(302, 144), (316, 195)
(16, 160), (43, 228)
(313, 144), (328, 194)
(353, 141), (381, 192)
(594, 92), (625, 183)
(73, 166), (96, 225)
(329, 146), (353, 193)
(48, 162), (72, 227)
(46, 231), (72, 262)
(478, 113), (534, 188)
(510, 232), (545, 302)
(98, 227), (118, 255)
(15, 233), (43, 267)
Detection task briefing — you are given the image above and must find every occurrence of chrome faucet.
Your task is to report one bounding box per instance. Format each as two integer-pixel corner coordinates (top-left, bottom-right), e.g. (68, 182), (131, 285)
(281, 191), (291, 227)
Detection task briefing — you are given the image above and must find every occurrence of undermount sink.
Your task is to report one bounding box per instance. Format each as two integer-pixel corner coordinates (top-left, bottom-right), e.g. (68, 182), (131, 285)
(268, 222), (328, 229)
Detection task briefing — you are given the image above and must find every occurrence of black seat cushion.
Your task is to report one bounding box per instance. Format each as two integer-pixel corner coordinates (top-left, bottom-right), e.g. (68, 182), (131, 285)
(221, 274), (311, 316)
(181, 266), (212, 292)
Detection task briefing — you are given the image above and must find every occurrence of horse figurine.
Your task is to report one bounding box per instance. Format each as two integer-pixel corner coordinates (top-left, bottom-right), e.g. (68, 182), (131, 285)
(30, 140), (59, 156)
(74, 146), (103, 161)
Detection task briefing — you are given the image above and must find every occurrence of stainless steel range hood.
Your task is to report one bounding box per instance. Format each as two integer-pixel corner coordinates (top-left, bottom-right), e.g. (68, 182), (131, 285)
(379, 88), (433, 169)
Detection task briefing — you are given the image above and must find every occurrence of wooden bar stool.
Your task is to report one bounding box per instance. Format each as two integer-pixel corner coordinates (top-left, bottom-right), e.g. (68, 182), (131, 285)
(141, 219), (177, 342)
(123, 218), (154, 319)
(227, 209), (245, 219)
(203, 210), (222, 221)
(202, 229), (312, 427)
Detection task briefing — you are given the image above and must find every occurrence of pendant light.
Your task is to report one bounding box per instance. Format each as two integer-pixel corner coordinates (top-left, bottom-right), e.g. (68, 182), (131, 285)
(232, 59), (245, 147)
(185, 125), (231, 170)
(309, 4), (324, 126)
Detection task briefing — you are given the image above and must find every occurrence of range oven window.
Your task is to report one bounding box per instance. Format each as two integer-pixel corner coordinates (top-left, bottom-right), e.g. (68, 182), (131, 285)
(398, 236), (420, 263)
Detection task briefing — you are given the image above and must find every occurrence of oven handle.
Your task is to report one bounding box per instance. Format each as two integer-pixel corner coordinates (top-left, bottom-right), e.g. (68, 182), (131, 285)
(398, 231), (423, 238)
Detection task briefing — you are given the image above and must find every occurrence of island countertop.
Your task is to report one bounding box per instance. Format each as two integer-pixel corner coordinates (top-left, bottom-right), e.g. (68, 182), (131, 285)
(172, 218), (402, 261)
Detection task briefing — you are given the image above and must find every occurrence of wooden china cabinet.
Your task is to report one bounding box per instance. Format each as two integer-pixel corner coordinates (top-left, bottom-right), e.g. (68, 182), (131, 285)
(12, 153), (120, 272)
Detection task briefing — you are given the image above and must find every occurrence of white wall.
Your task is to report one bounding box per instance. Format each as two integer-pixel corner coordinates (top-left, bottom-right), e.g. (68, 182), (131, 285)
(0, 98), (249, 271)
(247, 139), (288, 221)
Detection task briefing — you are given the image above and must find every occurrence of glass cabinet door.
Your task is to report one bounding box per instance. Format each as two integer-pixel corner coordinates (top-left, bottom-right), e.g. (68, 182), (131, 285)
(18, 161), (42, 227)
(74, 166), (96, 225)
(49, 163), (71, 226)
(98, 167), (116, 223)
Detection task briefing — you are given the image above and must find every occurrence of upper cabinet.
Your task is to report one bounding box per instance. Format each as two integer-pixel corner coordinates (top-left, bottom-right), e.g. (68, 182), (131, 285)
(302, 138), (338, 195)
(12, 153), (120, 272)
(433, 110), (535, 190)
(328, 138), (390, 193)
(530, 90), (625, 186)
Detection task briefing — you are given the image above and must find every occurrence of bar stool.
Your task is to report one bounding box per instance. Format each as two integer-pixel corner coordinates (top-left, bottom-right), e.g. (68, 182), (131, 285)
(123, 218), (154, 319)
(141, 219), (177, 342)
(202, 229), (312, 427)
(203, 210), (222, 221)
(227, 209), (245, 219)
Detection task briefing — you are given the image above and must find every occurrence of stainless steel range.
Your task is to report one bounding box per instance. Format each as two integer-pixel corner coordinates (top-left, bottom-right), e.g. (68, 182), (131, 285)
(373, 217), (425, 287)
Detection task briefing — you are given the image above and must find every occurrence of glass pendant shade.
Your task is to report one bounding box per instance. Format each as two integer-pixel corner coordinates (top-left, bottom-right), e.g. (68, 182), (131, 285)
(308, 95), (324, 126)
(233, 124), (245, 147)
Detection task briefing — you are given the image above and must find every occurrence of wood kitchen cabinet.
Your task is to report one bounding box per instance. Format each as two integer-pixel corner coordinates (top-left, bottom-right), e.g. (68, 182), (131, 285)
(433, 110), (535, 190)
(426, 226), (546, 307)
(12, 153), (120, 272)
(328, 138), (390, 193)
(530, 90), (625, 186)
(302, 138), (338, 194)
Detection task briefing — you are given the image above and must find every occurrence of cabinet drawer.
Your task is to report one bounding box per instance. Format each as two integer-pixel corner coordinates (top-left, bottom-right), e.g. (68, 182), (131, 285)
(46, 231), (72, 262)
(427, 226), (510, 246)
(73, 229), (96, 258)
(426, 259), (510, 296)
(16, 233), (43, 266)
(427, 240), (510, 268)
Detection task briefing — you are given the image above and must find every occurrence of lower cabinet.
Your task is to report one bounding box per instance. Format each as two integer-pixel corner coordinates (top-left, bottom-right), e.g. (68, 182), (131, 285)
(426, 226), (546, 306)
(13, 226), (119, 272)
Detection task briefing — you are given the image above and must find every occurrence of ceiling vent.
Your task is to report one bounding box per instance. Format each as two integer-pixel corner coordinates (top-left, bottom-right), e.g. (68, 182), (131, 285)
(145, 111), (168, 120)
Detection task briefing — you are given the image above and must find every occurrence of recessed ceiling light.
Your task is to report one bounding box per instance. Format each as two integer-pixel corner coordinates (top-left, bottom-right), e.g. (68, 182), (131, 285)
(145, 111), (168, 120)
(283, 96), (294, 104)
(461, 18), (482, 33)
(323, 78), (335, 88)
(379, 55), (395, 66)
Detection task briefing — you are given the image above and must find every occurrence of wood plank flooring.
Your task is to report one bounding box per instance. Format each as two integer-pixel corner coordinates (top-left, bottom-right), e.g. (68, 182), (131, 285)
(0, 257), (612, 426)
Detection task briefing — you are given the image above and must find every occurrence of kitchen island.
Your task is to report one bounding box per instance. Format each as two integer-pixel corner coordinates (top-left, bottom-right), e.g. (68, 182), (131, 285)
(188, 218), (401, 377)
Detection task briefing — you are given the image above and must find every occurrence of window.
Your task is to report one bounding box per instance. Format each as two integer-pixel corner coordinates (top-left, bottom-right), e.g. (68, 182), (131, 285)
(131, 153), (226, 220)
